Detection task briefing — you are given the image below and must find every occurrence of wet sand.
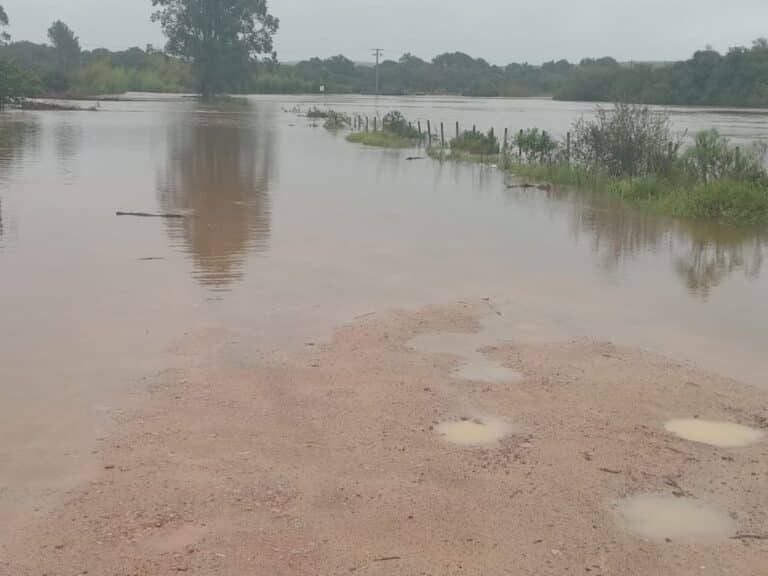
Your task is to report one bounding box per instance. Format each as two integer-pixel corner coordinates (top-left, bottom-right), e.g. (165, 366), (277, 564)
(3, 300), (766, 575)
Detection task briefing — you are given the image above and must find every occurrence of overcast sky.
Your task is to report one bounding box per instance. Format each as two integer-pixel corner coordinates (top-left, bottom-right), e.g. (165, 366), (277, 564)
(2, 0), (767, 64)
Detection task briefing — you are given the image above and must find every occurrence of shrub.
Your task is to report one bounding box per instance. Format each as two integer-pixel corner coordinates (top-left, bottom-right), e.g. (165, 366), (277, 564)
(684, 129), (767, 184)
(450, 129), (499, 155)
(382, 110), (421, 139)
(572, 102), (680, 177)
(514, 128), (559, 162)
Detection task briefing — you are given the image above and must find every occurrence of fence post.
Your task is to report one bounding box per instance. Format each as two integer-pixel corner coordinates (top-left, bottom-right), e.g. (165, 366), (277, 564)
(472, 125), (476, 135)
(566, 131), (571, 164)
(518, 129), (523, 158)
(456, 121), (459, 139)
(366, 117), (369, 132)
(417, 121), (422, 137)
(427, 120), (432, 147)
(373, 117), (378, 132)
(440, 122), (445, 148)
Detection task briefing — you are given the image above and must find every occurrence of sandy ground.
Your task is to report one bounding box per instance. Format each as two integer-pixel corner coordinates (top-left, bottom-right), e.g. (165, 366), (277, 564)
(2, 301), (767, 575)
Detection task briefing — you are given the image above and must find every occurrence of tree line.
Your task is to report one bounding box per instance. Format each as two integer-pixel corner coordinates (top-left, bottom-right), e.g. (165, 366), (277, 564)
(2, 1), (768, 108)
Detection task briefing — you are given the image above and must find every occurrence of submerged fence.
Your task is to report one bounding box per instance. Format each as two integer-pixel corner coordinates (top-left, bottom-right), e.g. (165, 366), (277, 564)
(349, 112), (571, 166)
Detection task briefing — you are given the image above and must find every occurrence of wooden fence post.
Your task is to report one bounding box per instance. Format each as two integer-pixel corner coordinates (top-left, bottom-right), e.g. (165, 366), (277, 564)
(440, 122), (445, 148)
(427, 120), (432, 147)
(456, 121), (459, 139)
(566, 131), (571, 164)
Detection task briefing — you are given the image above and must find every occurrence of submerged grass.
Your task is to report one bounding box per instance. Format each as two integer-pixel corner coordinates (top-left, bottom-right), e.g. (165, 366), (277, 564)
(346, 131), (417, 149)
(509, 163), (768, 226)
(427, 146), (500, 164)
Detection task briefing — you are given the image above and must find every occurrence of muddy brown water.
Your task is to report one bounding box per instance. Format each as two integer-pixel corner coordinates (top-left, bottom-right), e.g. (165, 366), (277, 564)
(1, 95), (768, 543)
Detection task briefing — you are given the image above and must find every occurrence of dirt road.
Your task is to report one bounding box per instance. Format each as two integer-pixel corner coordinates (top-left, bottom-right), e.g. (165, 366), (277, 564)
(3, 301), (767, 575)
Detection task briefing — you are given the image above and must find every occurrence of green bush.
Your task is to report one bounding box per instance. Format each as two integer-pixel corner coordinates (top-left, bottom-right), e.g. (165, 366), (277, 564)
(382, 111), (421, 139)
(571, 103), (680, 177)
(684, 129), (767, 184)
(514, 128), (559, 162)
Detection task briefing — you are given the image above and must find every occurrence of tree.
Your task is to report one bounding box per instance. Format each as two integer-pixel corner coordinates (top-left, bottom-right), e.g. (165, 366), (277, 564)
(1, 4), (10, 44)
(47, 20), (81, 69)
(0, 57), (41, 108)
(151, 0), (279, 98)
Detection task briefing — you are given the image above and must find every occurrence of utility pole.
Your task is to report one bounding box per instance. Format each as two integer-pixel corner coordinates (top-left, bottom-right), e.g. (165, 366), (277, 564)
(372, 48), (383, 95)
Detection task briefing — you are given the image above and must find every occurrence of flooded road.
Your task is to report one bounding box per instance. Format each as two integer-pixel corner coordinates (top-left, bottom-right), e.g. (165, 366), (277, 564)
(1, 95), (767, 542)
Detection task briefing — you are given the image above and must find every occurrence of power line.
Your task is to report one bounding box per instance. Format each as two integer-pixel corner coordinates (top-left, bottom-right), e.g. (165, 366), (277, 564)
(372, 48), (383, 95)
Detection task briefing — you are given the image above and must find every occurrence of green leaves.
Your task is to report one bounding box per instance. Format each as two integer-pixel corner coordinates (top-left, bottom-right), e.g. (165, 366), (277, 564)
(0, 56), (41, 108)
(151, 0), (279, 97)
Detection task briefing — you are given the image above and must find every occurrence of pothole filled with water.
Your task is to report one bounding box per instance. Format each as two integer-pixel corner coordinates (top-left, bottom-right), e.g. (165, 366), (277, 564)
(615, 495), (735, 541)
(436, 417), (513, 446)
(665, 419), (764, 448)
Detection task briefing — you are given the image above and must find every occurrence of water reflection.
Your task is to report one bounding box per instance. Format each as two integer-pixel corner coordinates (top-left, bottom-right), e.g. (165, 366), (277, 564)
(0, 115), (40, 185)
(54, 122), (83, 180)
(157, 106), (274, 291)
(527, 185), (767, 298)
(0, 115), (40, 248)
(674, 230), (765, 298)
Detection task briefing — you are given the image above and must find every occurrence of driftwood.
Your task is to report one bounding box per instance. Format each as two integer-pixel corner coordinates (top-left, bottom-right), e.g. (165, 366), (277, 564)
(116, 211), (185, 219)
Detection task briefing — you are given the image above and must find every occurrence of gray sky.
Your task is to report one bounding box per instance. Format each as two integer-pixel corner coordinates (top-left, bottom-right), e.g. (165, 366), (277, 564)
(2, 0), (767, 64)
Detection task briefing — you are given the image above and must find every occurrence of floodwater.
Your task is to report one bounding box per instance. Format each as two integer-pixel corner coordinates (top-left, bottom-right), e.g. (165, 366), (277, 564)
(1, 95), (768, 539)
(665, 419), (765, 448)
(615, 495), (736, 541)
(410, 328), (523, 383)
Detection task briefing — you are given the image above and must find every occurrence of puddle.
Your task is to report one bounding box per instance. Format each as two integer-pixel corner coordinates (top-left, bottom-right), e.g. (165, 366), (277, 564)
(616, 495), (735, 541)
(665, 419), (764, 448)
(436, 417), (512, 446)
(409, 331), (522, 384)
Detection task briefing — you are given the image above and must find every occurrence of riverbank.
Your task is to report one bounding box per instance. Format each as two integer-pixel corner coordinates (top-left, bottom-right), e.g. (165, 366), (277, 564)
(4, 301), (767, 575)
(509, 163), (768, 226)
(339, 107), (768, 227)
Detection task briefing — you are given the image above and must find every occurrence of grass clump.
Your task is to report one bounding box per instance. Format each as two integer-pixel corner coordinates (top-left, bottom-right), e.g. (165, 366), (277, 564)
(346, 130), (415, 148)
(345, 110), (423, 148)
(450, 129), (499, 156)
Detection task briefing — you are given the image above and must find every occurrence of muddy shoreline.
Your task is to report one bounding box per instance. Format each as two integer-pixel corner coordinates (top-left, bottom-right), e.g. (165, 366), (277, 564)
(3, 301), (767, 575)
